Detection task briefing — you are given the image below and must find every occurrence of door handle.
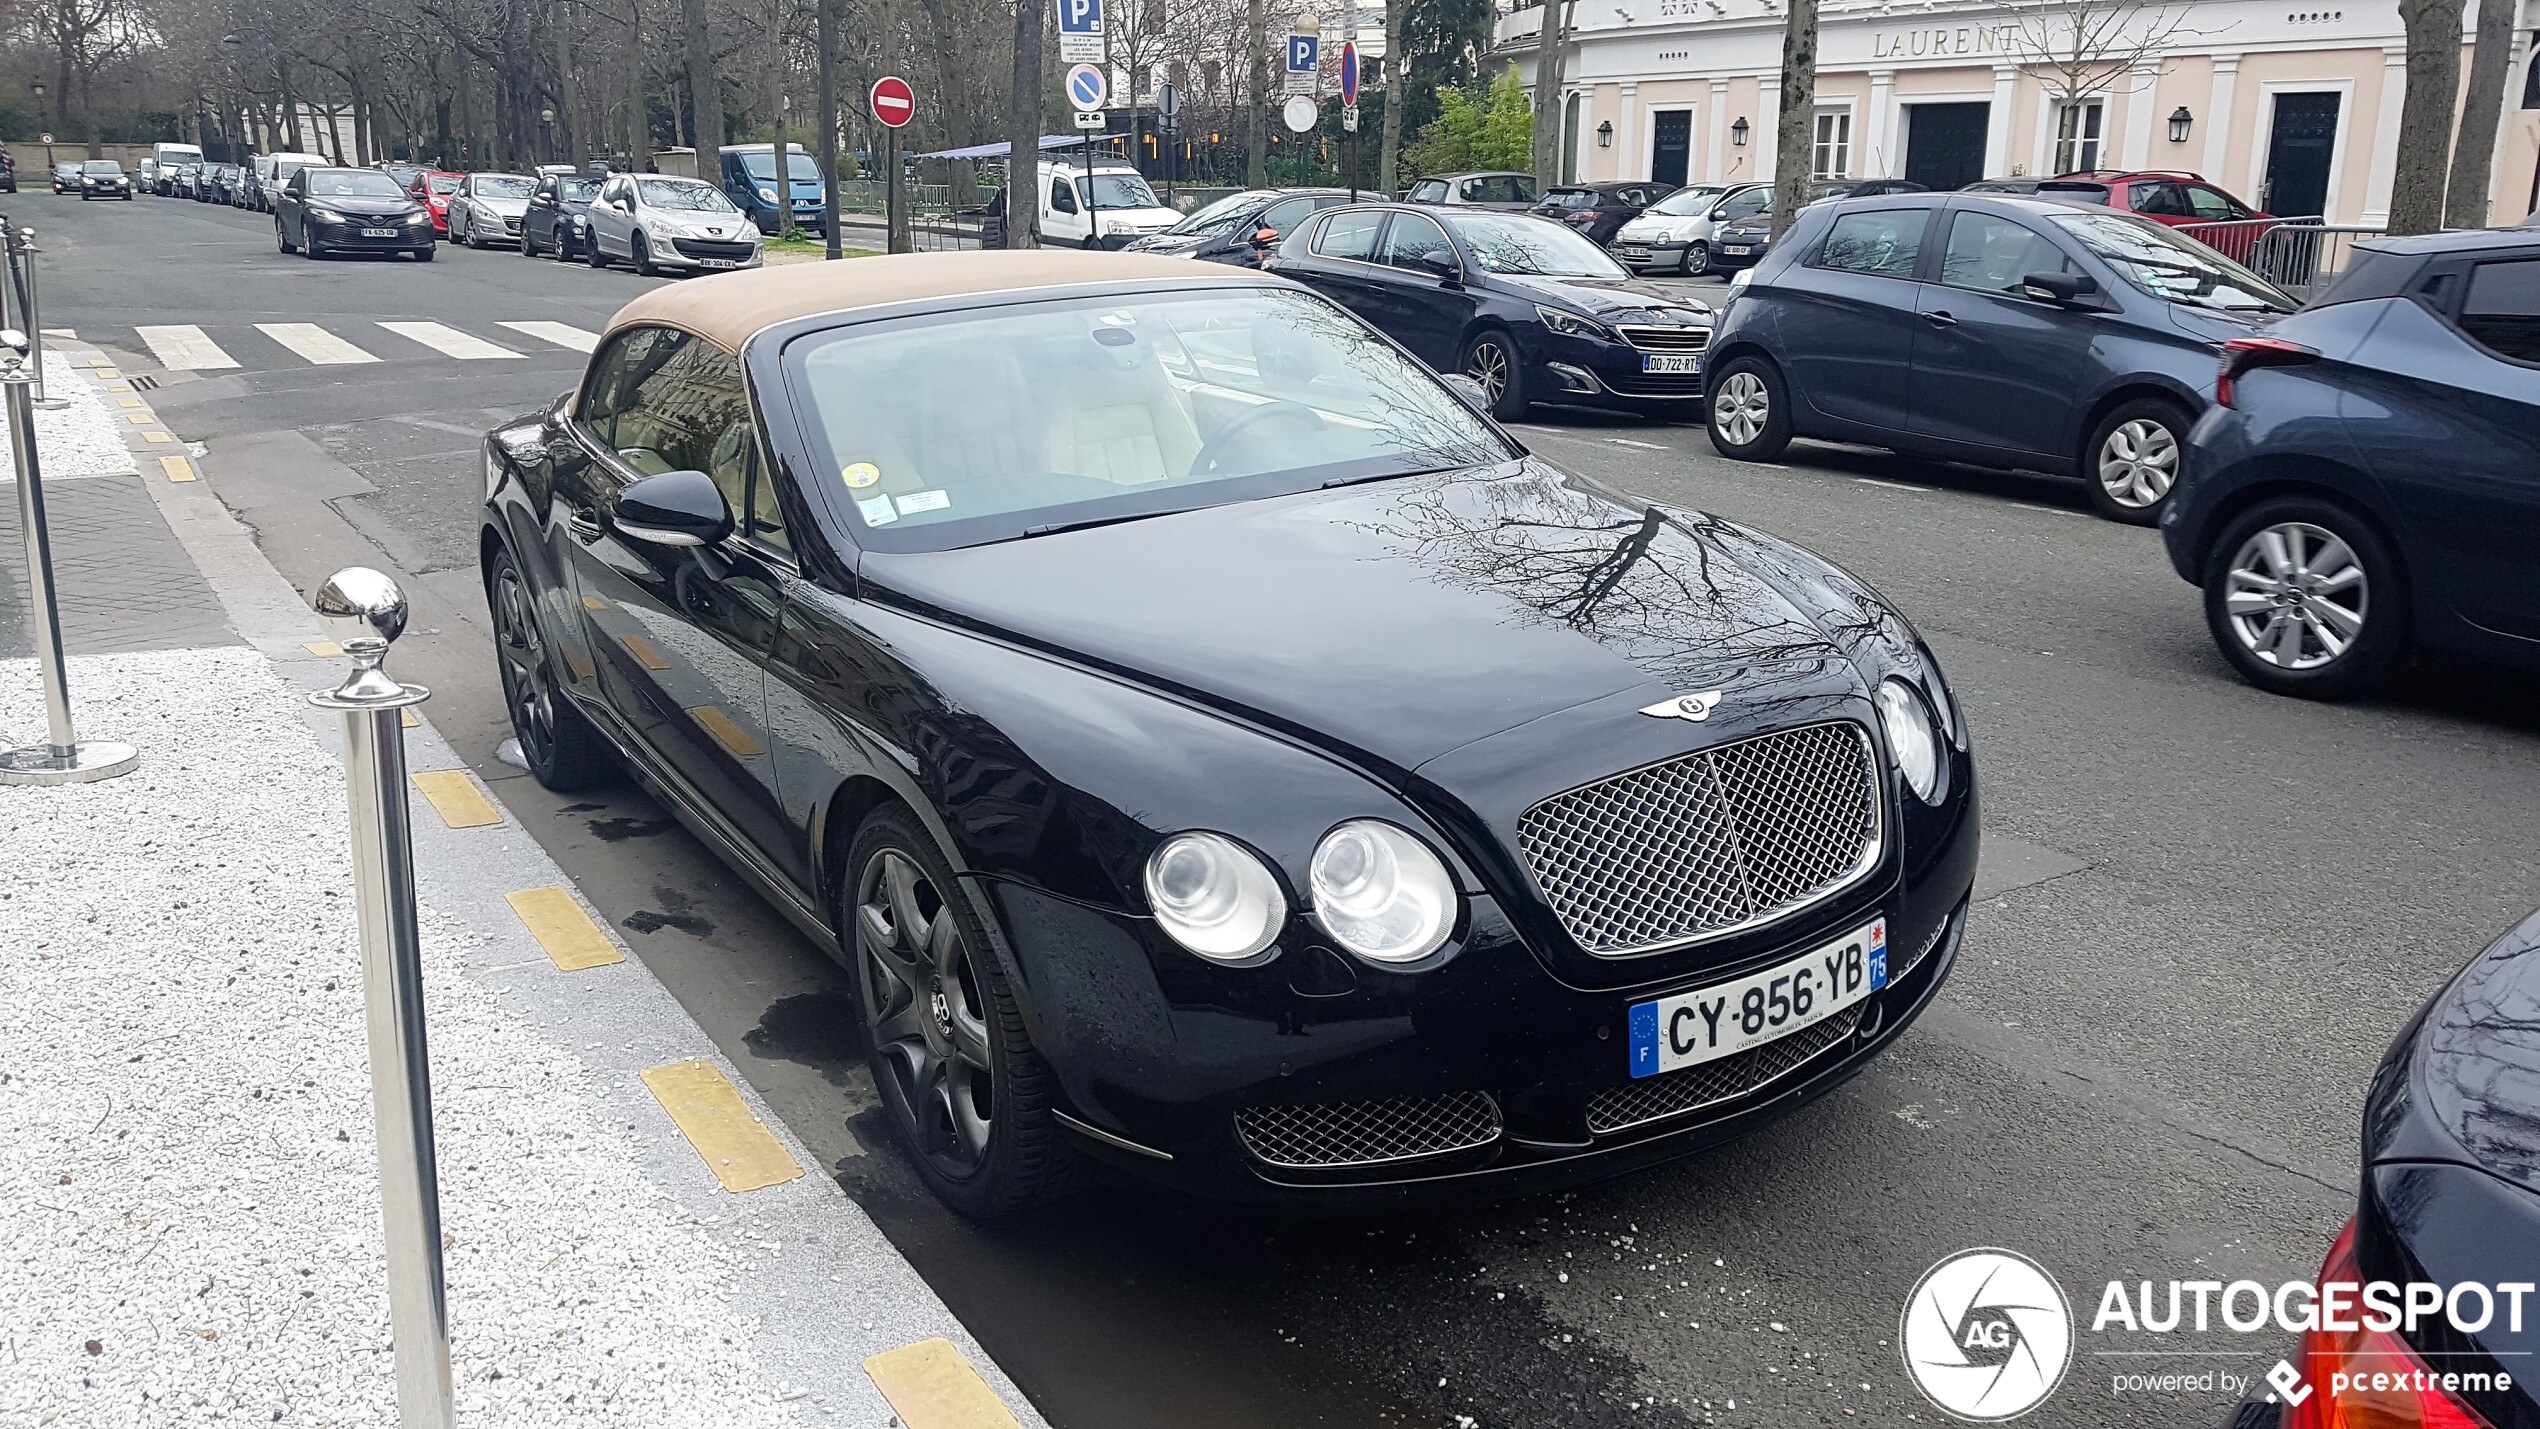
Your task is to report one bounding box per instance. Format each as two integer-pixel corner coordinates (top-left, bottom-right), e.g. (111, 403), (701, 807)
(567, 512), (603, 543)
(1921, 310), (1958, 327)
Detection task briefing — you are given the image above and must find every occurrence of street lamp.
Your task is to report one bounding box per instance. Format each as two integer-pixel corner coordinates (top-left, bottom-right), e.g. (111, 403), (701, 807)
(1730, 116), (1749, 147)
(32, 81), (49, 169)
(2167, 106), (2193, 144)
(540, 106), (556, 161)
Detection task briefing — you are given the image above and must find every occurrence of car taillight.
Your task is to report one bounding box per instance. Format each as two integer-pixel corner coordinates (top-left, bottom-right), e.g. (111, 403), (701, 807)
(2215, 335), (2316, 409)
(2284, 1220), (2499, 1429)
(1564, 211), (1596, 224)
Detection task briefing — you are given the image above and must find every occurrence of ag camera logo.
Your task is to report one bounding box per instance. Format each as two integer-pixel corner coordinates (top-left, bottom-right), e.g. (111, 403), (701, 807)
(1901, 1248), (2073, 1420)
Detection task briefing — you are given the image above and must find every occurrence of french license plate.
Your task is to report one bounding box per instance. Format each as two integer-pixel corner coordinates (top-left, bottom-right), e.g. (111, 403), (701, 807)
(1626, 918), (1887, 1078)
(697, 258), (740, 269)
(361, 228), (397, 238)
(1618, 246), (1650, 261)
(1641, 353), (1702, 374)
(1723, 244), (1754, 256)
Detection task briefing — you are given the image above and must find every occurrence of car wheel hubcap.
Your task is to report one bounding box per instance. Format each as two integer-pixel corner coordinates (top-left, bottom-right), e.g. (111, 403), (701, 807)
(1714, 371), (1768, 444)
(491, 568), (557, 764)
(2223, 521), (2368, 671)
(1466, 341), (1508, 402)
(2098, 417), (2179, 508)
(856, 849), (995, 1177)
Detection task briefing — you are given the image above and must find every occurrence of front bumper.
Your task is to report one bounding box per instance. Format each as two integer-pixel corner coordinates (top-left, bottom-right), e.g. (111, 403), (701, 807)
(1614, 240), (1691, 271)
(661, 235), (764, 269)
(1522, 326), (1716, 412)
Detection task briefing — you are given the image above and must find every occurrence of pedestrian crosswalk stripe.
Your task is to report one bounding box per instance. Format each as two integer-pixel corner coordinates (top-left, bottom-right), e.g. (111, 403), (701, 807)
(497, 320), (601, 353)
(256, 322), (380, 365)
(135, 324), (239, 371)
(376, 320), (523, 360)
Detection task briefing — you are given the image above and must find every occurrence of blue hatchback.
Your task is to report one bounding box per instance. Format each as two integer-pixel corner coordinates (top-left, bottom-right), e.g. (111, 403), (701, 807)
(1701, 193), (2297, 523)
(2163, 230), (2540, 697)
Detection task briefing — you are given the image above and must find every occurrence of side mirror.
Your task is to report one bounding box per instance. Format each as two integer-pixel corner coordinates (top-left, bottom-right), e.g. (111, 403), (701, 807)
(2021, 270), (2098, 303)
(612, 470), (732, 547)
(1252, 226), (1280, 248)
(1419, 250), (1462, 281)
(1441, 373), (1492, 410)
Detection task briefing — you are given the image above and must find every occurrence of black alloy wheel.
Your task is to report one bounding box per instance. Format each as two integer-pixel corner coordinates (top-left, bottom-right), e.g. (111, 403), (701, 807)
(486, 549), (610, 788)
(1460, 330), (1530, 421)
(2201, 496), (2409, 699)
(1706, 354), (1794, 461)
(585, 229), (610, 268)
(632, 231), (659, 277)
(847, 807), (1075, 1217)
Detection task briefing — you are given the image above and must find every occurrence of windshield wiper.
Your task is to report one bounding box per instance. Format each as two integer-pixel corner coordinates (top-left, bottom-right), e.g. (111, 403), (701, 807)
(993, 509), (1185, 544)
(1320, 463), (1471, 490)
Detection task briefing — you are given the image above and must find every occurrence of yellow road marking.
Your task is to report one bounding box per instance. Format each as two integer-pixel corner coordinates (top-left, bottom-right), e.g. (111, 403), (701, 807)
(117, 397), (142, 408)
(639, 1059), (804, 1193)
(159, 455), (196, 483)
(126, 412), (156, 425)
(580, 594), (609, 611)
(688, 705), (765, 757)
(142, 431), (175, 444)
(862, 1339), (1024, 1429)
(81, 357), (111, 367)
(618, 634), (669, 671)
(402, 708), (418, 728)
(93, 369), (120, 381)
(411, 769), (503, 828)
(302, 641), (343, 658)
(505, 887), (624, 971)
(103, 383), (128, 392)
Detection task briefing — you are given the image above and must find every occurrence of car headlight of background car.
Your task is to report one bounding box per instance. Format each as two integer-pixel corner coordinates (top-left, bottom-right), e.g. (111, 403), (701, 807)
(1145, 832), (1288, 961)
(755, 186), (777, 203)
(1309, 821), (1458, 963)
(1537, 305), (1618, 342)
(307, 206), (345, 224)
(1874, 677), (1946, 804)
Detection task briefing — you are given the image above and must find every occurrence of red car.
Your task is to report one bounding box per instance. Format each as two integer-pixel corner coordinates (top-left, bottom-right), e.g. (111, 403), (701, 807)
(406, 170), (465, 238)
(2047, 169), (2275, 258)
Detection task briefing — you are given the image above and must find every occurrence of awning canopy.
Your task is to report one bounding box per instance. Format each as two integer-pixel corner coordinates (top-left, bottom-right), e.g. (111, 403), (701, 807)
(912, 134), (1116, 160)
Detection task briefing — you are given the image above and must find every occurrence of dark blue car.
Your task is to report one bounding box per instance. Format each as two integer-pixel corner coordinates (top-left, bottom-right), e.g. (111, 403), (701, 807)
(1701, 193), (2297, 523)
(2163, 229), (2540, 697)
(1267, 202), (1716, 421)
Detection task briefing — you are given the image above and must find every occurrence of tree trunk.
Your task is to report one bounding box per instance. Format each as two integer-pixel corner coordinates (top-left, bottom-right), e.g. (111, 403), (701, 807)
(2388, 0), (2465, 234)
(1377, 1), (1403, 194)
(1770, 0), (1817, 238)
(2443, 0), (2512, 227)
(627, 0), (653, 168)
(685, 0), (724, 155)
(1007, 0), (1043, 248)
(1530, 0), (1568, 184)
(1245, 0), (1266, 185)
(817, 0), (841, 257)
(773, 93), (796, 241)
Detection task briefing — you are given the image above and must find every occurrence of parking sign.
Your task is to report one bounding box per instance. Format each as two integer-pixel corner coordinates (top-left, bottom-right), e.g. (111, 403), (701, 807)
(1058, 0), (1102, 63)
(1065, 63), (1108, 115)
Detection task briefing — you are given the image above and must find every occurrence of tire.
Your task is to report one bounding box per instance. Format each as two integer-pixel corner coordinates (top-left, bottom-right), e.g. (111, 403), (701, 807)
(844, 805), (1079, 1217)
(2083, 397), (2192, 525)
(1681, 240), (1711, 276)
(2201, 497), (2408, 699)
(277, 221), (298, 255)
(586, 232), (610, 269)
(520, 226), (538, 257)
(1459, 329), (1529, 422)
(412, 246), (434, 262)
(485, 547), (612, 789)
(1706, 354), (1794, 461)
(632, 232), (658, 277)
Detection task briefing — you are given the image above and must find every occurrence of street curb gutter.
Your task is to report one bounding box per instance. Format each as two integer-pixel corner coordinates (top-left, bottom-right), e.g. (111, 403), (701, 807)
(58, 336), (1050, 1429)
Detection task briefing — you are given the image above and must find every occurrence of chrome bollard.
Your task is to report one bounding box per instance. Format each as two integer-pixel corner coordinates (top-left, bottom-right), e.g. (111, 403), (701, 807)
(2, 227), (54, 408)
(306, 569), (455, 1429)
(0, 330), (136, 785)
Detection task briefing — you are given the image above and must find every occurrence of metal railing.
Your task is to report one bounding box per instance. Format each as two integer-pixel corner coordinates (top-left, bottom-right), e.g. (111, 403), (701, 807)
(2174, 216), (2384, 302)
(2171, 215), (2316, 265)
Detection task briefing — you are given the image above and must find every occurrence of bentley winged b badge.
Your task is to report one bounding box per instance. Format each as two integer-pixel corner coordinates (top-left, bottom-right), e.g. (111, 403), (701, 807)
(1640, 691), (1723, 722)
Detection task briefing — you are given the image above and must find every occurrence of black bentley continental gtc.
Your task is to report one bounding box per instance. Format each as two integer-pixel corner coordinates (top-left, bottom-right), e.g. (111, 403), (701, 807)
(478, 252), (1980, 1214)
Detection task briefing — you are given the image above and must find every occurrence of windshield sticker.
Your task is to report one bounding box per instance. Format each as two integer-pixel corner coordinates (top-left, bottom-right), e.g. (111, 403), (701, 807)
(841, 462), (881, 489)
(895, 489), (952, 515)
(856, 494), (898, 526)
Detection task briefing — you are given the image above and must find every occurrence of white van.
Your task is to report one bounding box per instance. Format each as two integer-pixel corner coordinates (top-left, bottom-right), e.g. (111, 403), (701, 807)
(250, 152), (331, 213)
(138, 142), (205, 196)
(991, 160), (1179, 249)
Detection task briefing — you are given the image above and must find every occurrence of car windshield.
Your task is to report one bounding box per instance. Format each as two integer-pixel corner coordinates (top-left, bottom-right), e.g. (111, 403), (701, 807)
(1645, 185), (1729, 216)
(2048, 211), (2297, 313)
(427, 174), (462, 194)
(472, 174), (535, 199)
(790, 287), (1512, 552)
(739, 151), (820, 181)
(1075, 172), (1162, 209)
(557, 178), (599, 202)
(1443, 214), (1629, 277)
(639, 177), (735, 211)
(382, 164), (422, 185)
(310, 170), (405, 198)
(1168, 190), (1278, 236)
(85, 162), (123, 175)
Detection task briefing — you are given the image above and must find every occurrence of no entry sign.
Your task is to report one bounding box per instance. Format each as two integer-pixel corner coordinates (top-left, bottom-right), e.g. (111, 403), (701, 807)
(870, 75), (916, 129)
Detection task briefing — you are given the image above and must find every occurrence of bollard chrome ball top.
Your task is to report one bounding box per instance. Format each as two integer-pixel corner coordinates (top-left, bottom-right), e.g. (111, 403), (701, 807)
(309, 567), (429, 711)
(0, 328), (28, 384)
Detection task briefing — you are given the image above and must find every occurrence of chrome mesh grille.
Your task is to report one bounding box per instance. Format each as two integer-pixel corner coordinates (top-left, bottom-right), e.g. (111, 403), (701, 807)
(1516, 723), (1880, 956)
(1585, 1005), (1865, 1135)
(1235, 1092), (1503, 1169)
(1615, 324), (1710, 352)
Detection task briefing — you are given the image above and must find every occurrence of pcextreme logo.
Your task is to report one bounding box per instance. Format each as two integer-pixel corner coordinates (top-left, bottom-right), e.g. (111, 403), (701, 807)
(1901, 1248), (2075, 1421)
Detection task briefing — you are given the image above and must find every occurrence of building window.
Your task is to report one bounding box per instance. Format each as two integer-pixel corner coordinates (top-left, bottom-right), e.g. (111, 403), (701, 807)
(1813, 109), (1852, 179)
(2054, 100), (2105, 174)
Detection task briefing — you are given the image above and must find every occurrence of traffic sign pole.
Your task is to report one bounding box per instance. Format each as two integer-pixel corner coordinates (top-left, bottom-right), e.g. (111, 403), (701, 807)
(1340, 42), (1360, 201)
(870, 76), (917, 255)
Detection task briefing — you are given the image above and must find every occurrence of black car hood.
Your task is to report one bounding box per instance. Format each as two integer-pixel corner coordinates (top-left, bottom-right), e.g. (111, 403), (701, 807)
(858, 460), (1859, 772)
(1128, 233), (1214, 255)
(310, 195), (418, 217)
(1490, 274), (1711, 319)
(2373, 908), (2540, 1196)
(2165, 304), (2274, 343)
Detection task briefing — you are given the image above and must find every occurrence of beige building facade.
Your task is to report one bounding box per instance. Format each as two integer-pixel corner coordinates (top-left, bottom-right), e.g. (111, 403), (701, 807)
(1503, 0), (2540, 226)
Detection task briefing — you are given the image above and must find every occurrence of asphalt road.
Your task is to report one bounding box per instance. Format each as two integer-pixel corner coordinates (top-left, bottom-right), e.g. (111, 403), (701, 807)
(31, 187), (2540, 1429)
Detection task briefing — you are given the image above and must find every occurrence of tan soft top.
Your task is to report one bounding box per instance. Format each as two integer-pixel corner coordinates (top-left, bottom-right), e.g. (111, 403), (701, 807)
(602, 250), (1268, 351)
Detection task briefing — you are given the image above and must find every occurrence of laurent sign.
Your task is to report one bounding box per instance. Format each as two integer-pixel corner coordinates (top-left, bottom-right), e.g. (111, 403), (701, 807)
(1870, 23), (2019, 58)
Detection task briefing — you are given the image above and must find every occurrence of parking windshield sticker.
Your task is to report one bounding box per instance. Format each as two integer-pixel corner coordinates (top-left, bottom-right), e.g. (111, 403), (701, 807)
(841, 461), (881, 489)
(856, 494), (898, 526)
(896, 489), (951, 515)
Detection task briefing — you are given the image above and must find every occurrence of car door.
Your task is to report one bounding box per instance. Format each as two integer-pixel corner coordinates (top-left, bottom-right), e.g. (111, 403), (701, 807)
(280, 170), (306, 243)
(1274, 208), (1392, 318)
(2349, 255), (2540, 641)
(526, 176), (553, 247)
(1365, 210), (1472, 369)
(1045, 171), (1085, 246)
(1771, 204), (1935, 434)
(561, 325), (794, 867)
(592, 175), (632, 256)
(1907, 207), (2098, 457)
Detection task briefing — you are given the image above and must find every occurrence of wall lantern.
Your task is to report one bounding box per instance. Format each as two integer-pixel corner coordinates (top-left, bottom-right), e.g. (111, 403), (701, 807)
(1730, 116), (1749, 147)
(1596, 120), (1614, 148)
(2168, 106), (2193, 143)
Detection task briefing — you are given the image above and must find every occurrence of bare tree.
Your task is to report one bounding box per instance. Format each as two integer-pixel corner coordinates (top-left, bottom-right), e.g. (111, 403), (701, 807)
(1376, 0), (1401, 193)
(2010, 0), (2201, 121)
(31, 0), (144, 155)
(1244, 0), (1264, 183)
(1527, 0), (1566, 183)
(1769, 0), (1816, 238)
(2387, 0), (2464, 234)
(1007, 0), (1042, 247)
(2443, 0), (2513, 227)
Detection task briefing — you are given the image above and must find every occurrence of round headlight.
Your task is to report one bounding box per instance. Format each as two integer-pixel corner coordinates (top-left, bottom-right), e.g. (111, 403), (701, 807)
(1144, 832), (1286, 961)
(1874, 678), (1942, 804)
(1309, 821), (1458, 964)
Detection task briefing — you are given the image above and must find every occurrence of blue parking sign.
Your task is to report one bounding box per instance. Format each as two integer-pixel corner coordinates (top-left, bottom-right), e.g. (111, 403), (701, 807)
(1287, 33), (1318, 73)
(1059, 0), (1101, 34)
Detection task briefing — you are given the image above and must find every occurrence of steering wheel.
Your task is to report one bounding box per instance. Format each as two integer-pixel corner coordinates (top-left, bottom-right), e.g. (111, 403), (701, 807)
(1191, 401), (1329, 476)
